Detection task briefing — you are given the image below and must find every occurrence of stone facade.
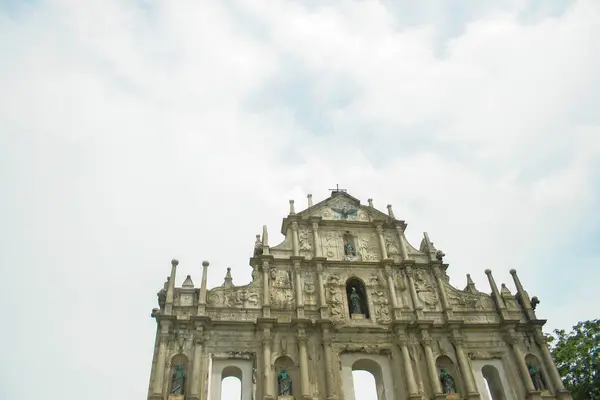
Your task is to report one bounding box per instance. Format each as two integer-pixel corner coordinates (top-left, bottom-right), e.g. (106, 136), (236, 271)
(147, 191), (572, 400)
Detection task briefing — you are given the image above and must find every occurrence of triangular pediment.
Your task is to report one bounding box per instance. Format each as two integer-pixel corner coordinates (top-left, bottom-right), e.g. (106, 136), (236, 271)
(297, 192), (392, 222)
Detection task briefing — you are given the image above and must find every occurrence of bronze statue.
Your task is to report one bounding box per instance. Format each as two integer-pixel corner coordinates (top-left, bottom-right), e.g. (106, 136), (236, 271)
(349, 287), (362, 314)
(528, 364), (545, 390)
(171, 364), (186, 395)
(344, 241), (356, 256)
(278, 369), (292, 396)
(440, 368), (456, 393)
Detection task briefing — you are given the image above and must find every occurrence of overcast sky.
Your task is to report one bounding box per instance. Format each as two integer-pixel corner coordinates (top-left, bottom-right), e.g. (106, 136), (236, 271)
(1, 0), (599, 399)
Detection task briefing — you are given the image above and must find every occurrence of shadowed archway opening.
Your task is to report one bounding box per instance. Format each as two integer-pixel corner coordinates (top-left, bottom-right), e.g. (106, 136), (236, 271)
(482, 365), (506, 400)
(352, 359), (384, 400)
(221, 366), (242, 400)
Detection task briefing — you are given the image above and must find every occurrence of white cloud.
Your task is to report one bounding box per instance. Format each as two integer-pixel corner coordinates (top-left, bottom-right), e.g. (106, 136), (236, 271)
(1, 1), (599, 399)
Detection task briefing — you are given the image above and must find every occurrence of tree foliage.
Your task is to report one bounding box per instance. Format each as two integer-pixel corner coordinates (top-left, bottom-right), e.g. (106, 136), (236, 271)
(547, 319), (600, 400)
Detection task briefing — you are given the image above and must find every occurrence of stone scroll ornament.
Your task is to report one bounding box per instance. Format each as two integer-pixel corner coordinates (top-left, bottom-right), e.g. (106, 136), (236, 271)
(171, 364), (186, 395)
(278, 370), (293, 396)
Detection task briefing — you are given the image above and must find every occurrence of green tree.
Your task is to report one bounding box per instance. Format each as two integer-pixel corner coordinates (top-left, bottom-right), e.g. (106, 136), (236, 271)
(547, 319), (600, 400)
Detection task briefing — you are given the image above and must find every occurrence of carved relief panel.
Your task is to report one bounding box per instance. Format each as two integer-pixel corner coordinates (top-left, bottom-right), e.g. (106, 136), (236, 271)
(413, 269), (440, 310)
(270, 268), (295, 309)
(320, 230), (381, 262)
(207, 284), (262, 309)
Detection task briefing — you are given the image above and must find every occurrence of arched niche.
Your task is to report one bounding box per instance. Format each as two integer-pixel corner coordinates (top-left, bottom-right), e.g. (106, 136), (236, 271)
(168, 354), (190, 397)
(346, 277), (370, 319)
(524, 353), (548, 392)
(482, 365), (507, 400)
(274, 355), (299, 399)
(436, 355), (461, 395)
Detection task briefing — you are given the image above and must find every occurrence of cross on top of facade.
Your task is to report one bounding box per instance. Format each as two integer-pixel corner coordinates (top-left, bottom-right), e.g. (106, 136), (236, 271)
(328, 184), (347, 194)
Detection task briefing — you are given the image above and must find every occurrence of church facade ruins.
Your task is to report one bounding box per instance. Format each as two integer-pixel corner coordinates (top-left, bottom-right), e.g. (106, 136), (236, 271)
(147, 190), (571, 400)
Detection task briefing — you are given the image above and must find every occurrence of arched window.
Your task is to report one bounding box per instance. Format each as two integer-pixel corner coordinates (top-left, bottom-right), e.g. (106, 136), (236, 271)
(221, 366), (242, 400)
(346, 277), (369, 318)
(352, 359), (384, 400)
(482, 365), (506, 400)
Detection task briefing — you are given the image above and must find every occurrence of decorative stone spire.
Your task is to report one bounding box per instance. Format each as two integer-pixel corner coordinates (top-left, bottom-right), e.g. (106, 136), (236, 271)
(198, 260), (210, 315)
(368, 198), (373, 207)
(307, 194), (313, 207)
(464, 274), (477, 294)
(387, 204), (395, 219)
(500, 283), (512, 296)
(165, 258), (179, 314)
(182, 274), (194, 288)
(289, 199), (296, 215)
(222, 267), (234, 288)
(261, 225), (270, 255)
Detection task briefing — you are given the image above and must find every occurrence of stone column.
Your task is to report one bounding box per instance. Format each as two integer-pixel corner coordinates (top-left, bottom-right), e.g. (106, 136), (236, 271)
(316, 262), (328, 318)
(506, 333), (536, 393)
(398, 337), (420, 397)
(376, 224), (389, 260)
(395, 225), (409, 260)
(189, 328), (205, 399)
(165, 259), (178, 315)
(197, 260), (209, 315)
(151, 320), (172, 397)
(384, 265), (399, 309)
(262, 260), (271, 318)
(534, 333), (571, 399)
(291, 221), (300, 257)
(294, 259), (304, 318)
(451, 337), (479, 397)
(485, 269), (508, 319)
(405, 266), (423, 317)
(421, 332), (444, 397)
(322, 328), (338, 400)
(298, 330), (311, 399)
(311, 220), (322, 257)
(433, 268), (452, 317)
(262, 330), (274, 400)
(510, 269), (535, 320)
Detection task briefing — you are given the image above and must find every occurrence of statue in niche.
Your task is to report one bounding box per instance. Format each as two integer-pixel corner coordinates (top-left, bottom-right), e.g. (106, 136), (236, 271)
(344, 237), (356, 257)
(170, 364), (186, 395)
(278, 370), (292, 396)
(528, 364), (546, 390)
(440, 368), (456, 393)
(349, 287), (363, 315)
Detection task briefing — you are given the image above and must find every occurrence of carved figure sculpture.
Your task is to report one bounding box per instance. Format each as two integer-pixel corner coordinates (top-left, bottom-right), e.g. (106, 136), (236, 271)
(528, 364), (545, 390)
(278, 370), (292, 396)
(170, 364), (186, 395)
(435, 249), (445, 261)
(440, 368), (456, 393)
(530, 296), (540, 310)
(332, 204), (358, 220)
(344, 241), (356, 257)
(349, 287), (363, 315)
